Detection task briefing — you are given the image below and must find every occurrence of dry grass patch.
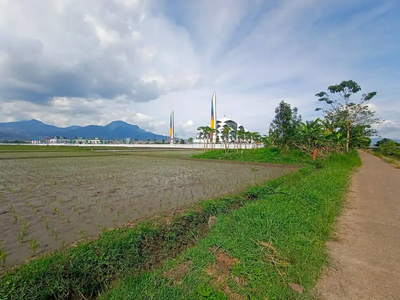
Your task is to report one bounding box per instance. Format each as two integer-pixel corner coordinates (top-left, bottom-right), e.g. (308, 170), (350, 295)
(205, 247), (247, 299)
(163, 260), (191, 284)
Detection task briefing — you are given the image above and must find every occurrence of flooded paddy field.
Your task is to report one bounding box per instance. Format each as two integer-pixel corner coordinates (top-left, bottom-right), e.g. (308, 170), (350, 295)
(0, 150), (295, 266)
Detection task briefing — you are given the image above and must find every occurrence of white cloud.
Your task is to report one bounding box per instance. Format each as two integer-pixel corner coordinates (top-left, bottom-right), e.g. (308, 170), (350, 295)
(0, 0), (399, 139)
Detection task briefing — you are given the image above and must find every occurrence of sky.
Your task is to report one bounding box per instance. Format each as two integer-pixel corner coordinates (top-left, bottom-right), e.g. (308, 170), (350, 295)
(0, 0), (399, 139)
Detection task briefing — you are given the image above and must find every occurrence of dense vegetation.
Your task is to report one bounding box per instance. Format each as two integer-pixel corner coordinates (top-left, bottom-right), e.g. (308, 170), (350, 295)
(371, 138), (400, 168)
(195, 80), (380, 157)
(267, 80), (380, 156)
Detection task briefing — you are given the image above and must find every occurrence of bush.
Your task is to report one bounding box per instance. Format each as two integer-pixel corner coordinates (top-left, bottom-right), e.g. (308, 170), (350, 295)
(379, 140), (398, 156)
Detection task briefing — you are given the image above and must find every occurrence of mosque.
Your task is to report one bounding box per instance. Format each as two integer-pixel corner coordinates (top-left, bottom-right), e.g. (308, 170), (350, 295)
(193, 92), (249, 144)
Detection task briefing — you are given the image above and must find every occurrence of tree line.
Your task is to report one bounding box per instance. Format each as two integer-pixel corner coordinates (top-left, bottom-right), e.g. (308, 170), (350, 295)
(196, 80), (382, 157)
(267, 80), (381, 157)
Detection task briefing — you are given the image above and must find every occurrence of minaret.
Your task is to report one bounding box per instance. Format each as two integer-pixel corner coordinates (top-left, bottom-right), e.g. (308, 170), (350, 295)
(210, 91), (217, 143)
(169, 110), (174, 144)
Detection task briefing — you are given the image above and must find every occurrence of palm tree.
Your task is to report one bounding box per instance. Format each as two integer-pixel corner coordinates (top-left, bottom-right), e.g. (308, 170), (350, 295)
(209, 128), (216, 148)
(251, 132), (261, 149)
(237, 129), (246, 152)
(221, 126), (230, 153)
(244, 131), (252, 149)
(197, 126), (208, 150)
(203, 126), (211, 149)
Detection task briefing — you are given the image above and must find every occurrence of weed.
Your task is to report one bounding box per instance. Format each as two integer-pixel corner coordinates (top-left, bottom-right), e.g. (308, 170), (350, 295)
(18, 221), (29, 243)
(0, 240), (6, 267)
(29, 238), (39, 255)
(79, 229), (86, 238)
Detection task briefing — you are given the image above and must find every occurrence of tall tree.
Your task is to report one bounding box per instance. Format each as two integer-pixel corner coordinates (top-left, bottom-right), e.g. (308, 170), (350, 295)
(269, 101), (301, 151)
(316, 80), (380, 152)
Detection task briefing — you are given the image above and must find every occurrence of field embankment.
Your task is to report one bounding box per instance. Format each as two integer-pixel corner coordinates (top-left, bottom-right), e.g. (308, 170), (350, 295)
(102, 149), (360, 299)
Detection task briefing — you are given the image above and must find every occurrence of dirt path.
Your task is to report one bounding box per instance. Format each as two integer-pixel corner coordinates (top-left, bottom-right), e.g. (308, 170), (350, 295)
(315, 150), (400, 300)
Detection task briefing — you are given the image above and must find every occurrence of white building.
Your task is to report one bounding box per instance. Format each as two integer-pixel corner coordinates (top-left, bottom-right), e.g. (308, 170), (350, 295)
(49, 136), (70, 144)
(194, 117), (249, 144)
(88, 138), (101, 144)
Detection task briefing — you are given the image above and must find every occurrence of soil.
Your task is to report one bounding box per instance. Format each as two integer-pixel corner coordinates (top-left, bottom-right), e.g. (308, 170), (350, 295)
(314, 151), (400, 299)
(0, 151), (295, 267)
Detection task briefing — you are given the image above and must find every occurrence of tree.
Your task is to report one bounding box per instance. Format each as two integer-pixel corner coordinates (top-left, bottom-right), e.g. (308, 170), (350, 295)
(375, 138), (392, 147)
(316, 80), (380, 152)
(179, 139), (185, 144)
(209, 128), (216, 148)
(188, 137), (193, 144)
(379, 139), (398, 156)
(250, 132), (261, 149)
(202, 126), (211, 149)
(237, 128), (246, 152)
(244, 131), (252, 149)
(221, 126), (231, 153)
(197, 126), (207, 149)
(269, 101), (301, 151)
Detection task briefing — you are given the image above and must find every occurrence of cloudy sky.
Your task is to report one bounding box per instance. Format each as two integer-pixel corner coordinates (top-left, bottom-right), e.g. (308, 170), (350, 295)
(0, 0), (399, 138)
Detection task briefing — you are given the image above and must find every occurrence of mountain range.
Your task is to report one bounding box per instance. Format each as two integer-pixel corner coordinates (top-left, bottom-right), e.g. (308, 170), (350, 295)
(0, 119), (169, 141)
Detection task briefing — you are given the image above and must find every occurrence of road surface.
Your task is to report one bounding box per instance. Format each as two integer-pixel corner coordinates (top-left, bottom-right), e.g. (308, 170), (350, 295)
(315, 150), (400, 299)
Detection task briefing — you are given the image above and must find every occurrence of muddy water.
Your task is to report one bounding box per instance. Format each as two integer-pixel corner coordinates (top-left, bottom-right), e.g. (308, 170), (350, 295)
(0, 153), (296, 267)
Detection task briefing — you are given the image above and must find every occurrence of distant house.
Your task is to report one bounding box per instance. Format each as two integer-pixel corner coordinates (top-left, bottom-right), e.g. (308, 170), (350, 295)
(72, 137), (87, 144)
(88, 138), (102, 144)
(31, 138), (41, 144)
(49, 136), (70, 144)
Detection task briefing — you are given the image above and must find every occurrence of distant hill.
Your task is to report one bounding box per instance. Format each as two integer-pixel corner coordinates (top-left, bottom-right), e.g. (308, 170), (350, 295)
(0, 119), (169, 141)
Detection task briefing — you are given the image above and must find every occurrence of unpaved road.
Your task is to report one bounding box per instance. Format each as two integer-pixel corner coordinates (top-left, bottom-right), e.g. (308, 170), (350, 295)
(315, 151), (400, 299)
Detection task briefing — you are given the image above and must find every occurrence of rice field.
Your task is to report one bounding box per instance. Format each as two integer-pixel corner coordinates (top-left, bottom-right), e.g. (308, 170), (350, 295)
(0, 149), (295, 267)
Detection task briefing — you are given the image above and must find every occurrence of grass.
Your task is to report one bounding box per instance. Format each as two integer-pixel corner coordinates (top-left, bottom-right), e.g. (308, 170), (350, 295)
(191, 147), (313, 165)
(0, 183), (280, 299)
(100, 151), (360, 299)
(0, 148), (360, 299)
(367, 149), (400, 169)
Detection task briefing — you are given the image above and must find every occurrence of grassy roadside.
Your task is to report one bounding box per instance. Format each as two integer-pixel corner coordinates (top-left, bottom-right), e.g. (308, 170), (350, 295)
(101, 151), (360, 299)
(191, 148), (312, 165)
(365, 149), (400, 169)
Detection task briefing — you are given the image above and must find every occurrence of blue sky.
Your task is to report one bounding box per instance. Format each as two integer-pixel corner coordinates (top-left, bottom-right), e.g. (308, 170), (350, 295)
(0, 0), (399, 138)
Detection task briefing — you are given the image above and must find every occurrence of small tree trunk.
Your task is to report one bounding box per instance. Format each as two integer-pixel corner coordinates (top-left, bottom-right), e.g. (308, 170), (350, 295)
(346, 122), (350, 152)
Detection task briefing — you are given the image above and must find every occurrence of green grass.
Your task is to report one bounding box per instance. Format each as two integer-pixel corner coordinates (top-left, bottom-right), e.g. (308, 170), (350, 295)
(191, 147), (312, 165)
(101, 151), (360, 299)
(368, 149), (400, 169)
